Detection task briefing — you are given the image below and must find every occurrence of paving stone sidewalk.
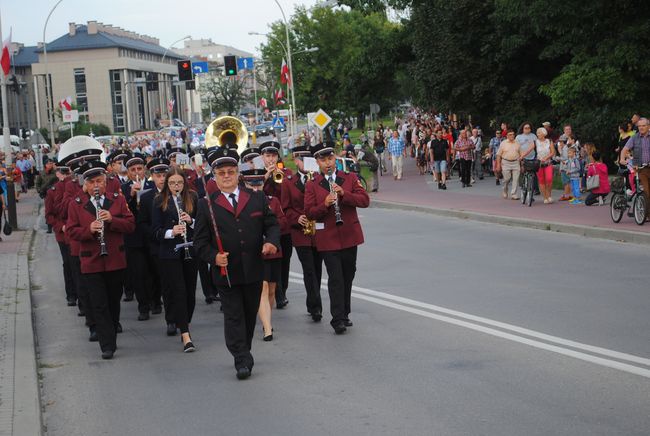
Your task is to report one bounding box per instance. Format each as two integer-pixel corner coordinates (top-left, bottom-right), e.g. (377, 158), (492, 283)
(0, 192), (42, 436)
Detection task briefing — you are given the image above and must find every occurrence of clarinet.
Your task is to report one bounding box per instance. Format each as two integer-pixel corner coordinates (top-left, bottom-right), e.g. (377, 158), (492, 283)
(327, 169), (344, 226)
(94, 187), (109, 256)
(174, 193), (193, 260)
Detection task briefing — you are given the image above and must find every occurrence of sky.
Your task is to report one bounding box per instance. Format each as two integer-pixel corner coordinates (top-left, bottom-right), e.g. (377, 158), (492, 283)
(1, 0), (320, 54)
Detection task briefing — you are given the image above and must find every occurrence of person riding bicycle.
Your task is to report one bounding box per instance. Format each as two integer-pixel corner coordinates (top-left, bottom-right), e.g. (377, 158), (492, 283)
(622, 117), (650, 219)
(355, 143), (379, 192)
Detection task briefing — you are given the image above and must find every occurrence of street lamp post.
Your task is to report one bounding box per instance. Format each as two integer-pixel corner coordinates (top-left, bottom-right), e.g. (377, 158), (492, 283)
(160, 35), (191, 128)
(43, 0), (64, 151)
(273, 0), (298, 141)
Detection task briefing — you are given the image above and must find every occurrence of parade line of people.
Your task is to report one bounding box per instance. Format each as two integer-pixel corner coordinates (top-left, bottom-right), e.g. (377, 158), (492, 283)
(45, 131), (369, 380)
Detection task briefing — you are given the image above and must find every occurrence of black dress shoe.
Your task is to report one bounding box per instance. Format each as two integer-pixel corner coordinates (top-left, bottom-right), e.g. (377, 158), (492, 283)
(311, 312), (322, 322)
(123, 293), (134, 302)
(205, 296), (214, 304)
(137, 312), (150, 321)
(166, 323), (177, 336)
(67, 298), (77, 307)
(236, 367), (251, 380)
(343, 319), (353, 327)
(89, 329), (98, 342)
(333, 323), (347, 335)
(77, 310), (85, 317)
(115, 323), (123, 334)
(101, 350), (114, 360)
(276, 299), (289, 309)
(183, 341), (196, 353)
(263, 334), (273, 342)
(151, 306), (162, 315)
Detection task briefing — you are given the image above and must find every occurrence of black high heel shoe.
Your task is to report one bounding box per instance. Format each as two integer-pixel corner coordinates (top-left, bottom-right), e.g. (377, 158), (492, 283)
(183, 341), (196, 353)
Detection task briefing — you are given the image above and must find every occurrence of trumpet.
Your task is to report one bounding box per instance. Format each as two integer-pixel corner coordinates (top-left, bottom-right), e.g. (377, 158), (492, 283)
(272, 162), (285, 184)
(174, 193), (193, 261)
(94, 187), (109, 257)
(327, 169), (344, 226)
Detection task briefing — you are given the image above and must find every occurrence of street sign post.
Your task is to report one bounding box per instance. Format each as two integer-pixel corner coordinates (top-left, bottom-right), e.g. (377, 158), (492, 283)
(272, 117), (285, 130)
(62, 110), (79, 123)
(192, 61), (209, 74)
(311, 109), (332, 142)
(237, 57), (254, 70)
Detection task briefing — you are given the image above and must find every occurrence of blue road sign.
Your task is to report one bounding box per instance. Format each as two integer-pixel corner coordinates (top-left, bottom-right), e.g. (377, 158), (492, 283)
(192, 61), (209, 74)
(272, 117), (285, 129)
(237, 57), (254, 70)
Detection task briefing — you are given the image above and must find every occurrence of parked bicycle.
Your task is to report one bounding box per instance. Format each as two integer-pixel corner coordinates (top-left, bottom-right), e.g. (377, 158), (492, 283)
(519, 159), (540, 207)
(610, 164), (647, 225)
(336, 157), (368, 191)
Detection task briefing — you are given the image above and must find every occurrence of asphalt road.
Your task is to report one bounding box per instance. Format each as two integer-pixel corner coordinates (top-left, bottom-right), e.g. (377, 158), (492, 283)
(32, 208), (650, 435)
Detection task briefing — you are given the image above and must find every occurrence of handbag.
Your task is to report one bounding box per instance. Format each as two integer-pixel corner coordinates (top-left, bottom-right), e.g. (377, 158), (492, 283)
(586, 173), (600, 191)
(3, 209), (12, 236)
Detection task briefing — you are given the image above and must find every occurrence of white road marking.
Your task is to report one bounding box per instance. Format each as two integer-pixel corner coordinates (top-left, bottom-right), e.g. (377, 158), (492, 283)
(288, 273), (650, 379)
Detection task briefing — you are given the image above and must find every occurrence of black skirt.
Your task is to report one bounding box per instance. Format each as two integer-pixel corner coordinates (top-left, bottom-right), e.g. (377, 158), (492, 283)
(263, 258), (282, 283)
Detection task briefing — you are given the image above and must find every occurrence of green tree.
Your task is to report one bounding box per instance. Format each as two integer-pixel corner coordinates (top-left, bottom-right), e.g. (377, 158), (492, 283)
(200, 74), (249, 116)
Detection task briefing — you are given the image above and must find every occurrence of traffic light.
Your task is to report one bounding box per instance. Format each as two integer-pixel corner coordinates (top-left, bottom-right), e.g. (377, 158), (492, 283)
(177, 60), (194, 81)
(224, 55), (237, 76)
(146, 73), (159, 91)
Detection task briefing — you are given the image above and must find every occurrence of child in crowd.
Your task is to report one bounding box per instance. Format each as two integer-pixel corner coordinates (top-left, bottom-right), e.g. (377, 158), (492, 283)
(566, 147), (582, 204)
(557, 138), (571, 201)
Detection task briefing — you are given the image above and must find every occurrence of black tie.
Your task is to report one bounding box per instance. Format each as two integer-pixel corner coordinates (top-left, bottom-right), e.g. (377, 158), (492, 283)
(229, 193), (238, 213)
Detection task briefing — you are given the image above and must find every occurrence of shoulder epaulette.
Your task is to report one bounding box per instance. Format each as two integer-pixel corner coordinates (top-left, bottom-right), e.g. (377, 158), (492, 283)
(50, 186), (56, 191)
(75, 197), (81, 203)
(287, 175), (292, 180)
(113, 192), (119, 198)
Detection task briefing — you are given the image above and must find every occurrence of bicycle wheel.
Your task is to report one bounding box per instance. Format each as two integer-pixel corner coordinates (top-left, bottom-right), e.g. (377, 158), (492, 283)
(633, 194), (647, 225)
(609, 193), (624, 223)
(520, 175), (528, 205)
(358, 175), (368, 191)
(527, 182), (534, 207)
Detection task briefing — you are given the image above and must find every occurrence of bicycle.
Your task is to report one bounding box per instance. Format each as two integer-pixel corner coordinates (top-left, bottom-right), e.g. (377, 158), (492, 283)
(610, 164), (647, 225)
(519, 159), (539, 207)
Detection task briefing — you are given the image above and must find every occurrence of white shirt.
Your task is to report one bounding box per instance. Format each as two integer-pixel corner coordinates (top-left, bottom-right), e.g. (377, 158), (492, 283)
(93, 195), (105, 209)
(222, 187), (240, 208)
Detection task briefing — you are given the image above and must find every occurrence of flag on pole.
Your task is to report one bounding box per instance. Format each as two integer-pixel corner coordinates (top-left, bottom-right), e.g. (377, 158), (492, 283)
(167, 99), (175, 113)
(0, 28), (11, 76)
(280, 58), (289, 85)
(274, 89), (285, 106)
(258, 97), (267, 108)
(59, 96), (72, 111)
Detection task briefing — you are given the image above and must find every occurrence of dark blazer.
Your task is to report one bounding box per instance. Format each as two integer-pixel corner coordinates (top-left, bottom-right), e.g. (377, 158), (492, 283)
(304, 170), (369, 252)
(151, 191), (198, 260)
(193, 187), (281, 287)
(121, 179), (155, 248)
(66, 192), (136, 274)
(137, 188), (161, 256)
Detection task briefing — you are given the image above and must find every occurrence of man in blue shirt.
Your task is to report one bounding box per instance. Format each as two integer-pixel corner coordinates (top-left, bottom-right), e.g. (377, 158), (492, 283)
(16, 153), (32, 193)
(387, 130), (406, 180)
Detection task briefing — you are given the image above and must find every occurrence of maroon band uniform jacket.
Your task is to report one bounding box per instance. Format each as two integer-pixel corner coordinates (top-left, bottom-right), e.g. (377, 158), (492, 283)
(281, 172), (316, 248)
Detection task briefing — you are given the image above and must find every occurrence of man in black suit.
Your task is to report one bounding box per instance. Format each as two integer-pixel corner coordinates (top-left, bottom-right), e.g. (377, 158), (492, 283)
(194, 146), (280, 380)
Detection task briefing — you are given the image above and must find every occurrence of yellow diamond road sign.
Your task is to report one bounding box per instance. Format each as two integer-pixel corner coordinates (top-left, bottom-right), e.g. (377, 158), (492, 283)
(313, 109), (332, 130)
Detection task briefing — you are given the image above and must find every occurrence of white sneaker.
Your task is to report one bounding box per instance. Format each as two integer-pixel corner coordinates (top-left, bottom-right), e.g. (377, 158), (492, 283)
(547, 197), (554, 204)
(598, 197), (604, 206)
(543, 198), (549, 204)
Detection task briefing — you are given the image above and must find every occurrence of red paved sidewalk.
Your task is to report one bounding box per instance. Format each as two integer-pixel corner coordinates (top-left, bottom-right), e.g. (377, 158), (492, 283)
(372, 157), (649, 235)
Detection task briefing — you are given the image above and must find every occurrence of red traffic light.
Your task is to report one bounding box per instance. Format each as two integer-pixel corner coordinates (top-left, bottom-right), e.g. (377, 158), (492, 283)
(177, 60), (194, 81)
(182, 62), (190, 70)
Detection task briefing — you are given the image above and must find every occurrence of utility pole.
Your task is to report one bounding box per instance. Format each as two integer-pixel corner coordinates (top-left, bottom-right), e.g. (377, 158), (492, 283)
(0, 12), (17, 228)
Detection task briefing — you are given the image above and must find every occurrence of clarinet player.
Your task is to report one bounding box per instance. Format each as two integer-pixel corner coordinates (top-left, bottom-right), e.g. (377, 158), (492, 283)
(66, 161), (135, 359)
(151, 168), (199, 353)
(304, 142), (370, 335)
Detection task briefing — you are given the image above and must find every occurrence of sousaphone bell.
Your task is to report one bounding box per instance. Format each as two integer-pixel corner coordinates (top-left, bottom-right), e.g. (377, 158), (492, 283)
(204, 116), (249, 156)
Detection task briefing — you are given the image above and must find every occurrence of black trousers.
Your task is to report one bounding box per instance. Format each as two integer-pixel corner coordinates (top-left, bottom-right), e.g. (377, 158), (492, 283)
(198, 260), (217, 298)
(81, 270), (124, 353)
(70, 255), (95, 328)
(57, 242), (75, 301)
(147, 253), (162, 308)
(295, 245), (323, 315)
(159, 258), (198, 333)
(460, 158), (472, 185)
(126, 247), (151, 314)
(276, 234), (293, 305)
(220, 281), (263, 370)
(154, 256), (174, 324)
(320, 246), (357, 327)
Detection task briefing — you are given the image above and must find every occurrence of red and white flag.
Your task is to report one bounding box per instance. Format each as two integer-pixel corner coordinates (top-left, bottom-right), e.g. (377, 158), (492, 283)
(280, 58), (290, 85)
(59, 96), (72, 111)
(167, 99), (175, 113)
(274, 89), (285, 105)
(258, 97), (267, 108)
(0, 28), (11, 76)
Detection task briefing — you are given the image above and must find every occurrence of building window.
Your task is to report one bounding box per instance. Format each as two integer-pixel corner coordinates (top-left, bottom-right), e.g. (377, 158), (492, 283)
(74, 68), (88, 113)
(110, 70), (125, 133)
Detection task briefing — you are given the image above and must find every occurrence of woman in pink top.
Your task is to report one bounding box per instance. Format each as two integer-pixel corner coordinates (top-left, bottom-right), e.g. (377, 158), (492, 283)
(585, 151), (610, 206)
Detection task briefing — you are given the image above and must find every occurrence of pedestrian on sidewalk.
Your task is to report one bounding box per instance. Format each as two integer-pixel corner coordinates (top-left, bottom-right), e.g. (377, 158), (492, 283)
(470, 128), (484, 182)
(535, 127), (556, 204)
(356, 143), (379, 192)
(556, 138), (572, 201)
(585, 151), (610, 206)
(622, 117), (650, 216)
(388, 130), (406, 180)
(496, 129), (522, 200)
(489, 130), (503, 185)
(429, 130), (449, 189)
(566, 147), (583, 204)
(453, 130), (474, 188)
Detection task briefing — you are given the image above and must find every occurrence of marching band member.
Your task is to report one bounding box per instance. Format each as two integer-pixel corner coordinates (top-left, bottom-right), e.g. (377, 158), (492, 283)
(66, 161), (135, 359)
(240, 162), (287, 341)
(260, 141), (293, 309)
(281, 145), (323, 322)
(121, 152), (158, 321)
(194, 147), (280, 379)
(105, 149), (128, 197)
(151, 168), (199, 352)
(168, 146), (199, 193)
(137, 158), (177, 336)
(304, 142), (370, 334)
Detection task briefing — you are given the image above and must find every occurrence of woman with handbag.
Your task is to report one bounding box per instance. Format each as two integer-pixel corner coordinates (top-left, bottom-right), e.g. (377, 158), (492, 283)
(534, 127), (556, 204)
(585, 151), (610, 206)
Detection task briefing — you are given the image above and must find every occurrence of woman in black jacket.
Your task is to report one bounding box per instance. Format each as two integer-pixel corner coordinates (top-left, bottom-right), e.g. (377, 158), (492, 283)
(152, 167), (199, 352)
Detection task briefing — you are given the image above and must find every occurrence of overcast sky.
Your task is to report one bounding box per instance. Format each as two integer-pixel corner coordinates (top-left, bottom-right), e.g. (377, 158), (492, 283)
(1, 0), (319, 54)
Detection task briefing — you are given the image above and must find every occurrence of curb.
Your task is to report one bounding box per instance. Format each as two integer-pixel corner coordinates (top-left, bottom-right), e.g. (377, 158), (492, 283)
(371, 200), (650, 245)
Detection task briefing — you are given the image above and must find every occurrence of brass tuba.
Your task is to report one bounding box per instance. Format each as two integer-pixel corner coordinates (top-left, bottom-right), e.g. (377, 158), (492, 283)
(204, 116), (249, 156)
